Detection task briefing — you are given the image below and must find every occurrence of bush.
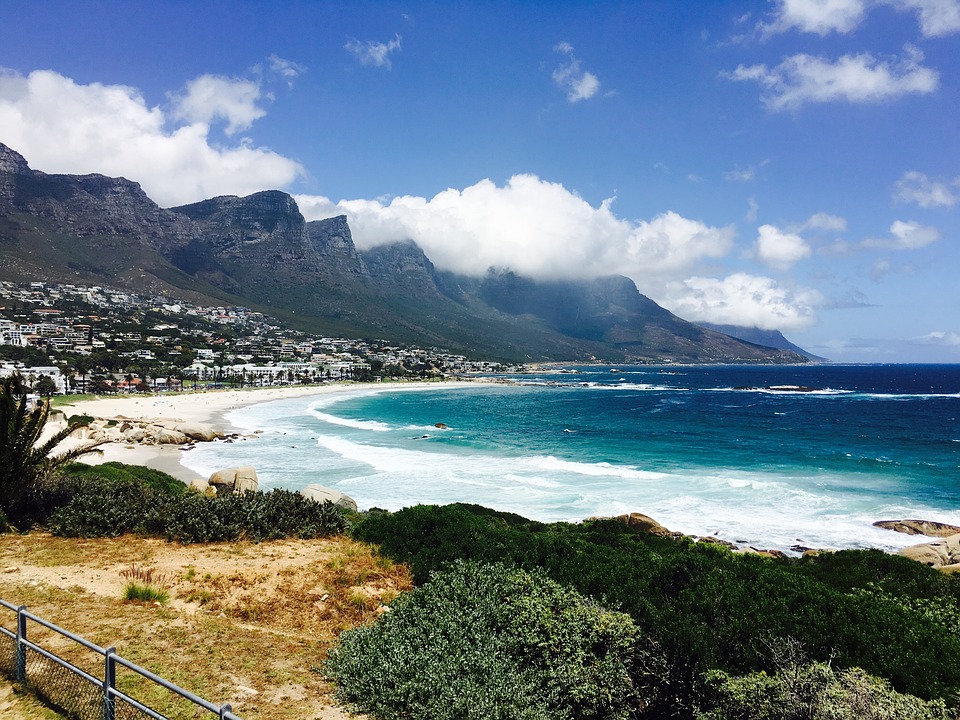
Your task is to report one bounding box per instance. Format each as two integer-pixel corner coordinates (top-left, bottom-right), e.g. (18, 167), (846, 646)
(697, 662), (951, 720)
(49, 479), (350, 543)
(326, 560), (666, 720)
(352, 504), (960, 707)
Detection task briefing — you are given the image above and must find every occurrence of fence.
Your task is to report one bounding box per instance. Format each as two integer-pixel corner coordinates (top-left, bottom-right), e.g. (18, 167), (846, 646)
(0, 599), (242, 720)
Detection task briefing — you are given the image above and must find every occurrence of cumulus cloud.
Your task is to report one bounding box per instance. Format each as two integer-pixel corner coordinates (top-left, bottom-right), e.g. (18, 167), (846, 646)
(667, 273), (824, 330)
(761, 0), (868, 36)
(897, 0), (960, 36)
(863, 219), (941, 249)
(552, 42), (601, 103)
(0, 69), (303, 206)
(169, 74), (266, 135)
(294, 177), (832, 328)
(724, 46), (938, 110)
(345, 34), (402, 69)
(894, 170), (960, 207)
(298, 175), (734, 283)
(761, 0), (960, 37)
(755, 224), (812, 269)
(800, 212), (848, 232)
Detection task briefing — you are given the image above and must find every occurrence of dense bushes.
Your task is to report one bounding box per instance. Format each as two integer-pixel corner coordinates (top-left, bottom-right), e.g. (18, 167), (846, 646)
(352, 504), (960, 710)
(45, 462), (349, 542)
(327, 560), (666, 720)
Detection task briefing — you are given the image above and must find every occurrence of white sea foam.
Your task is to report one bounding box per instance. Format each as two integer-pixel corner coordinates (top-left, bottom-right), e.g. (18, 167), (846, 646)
(307, 409), (392, 432)
(180, 376), (960, 555)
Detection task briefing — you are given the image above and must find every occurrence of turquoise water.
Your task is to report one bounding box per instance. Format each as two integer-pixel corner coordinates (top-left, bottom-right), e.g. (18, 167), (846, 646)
(181, 365), (960, 552)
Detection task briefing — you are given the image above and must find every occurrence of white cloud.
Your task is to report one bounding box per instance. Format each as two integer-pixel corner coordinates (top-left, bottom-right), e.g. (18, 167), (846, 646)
(800, 212), (848, 232)
(894, 170), (960, 207)
(552, 42), (601, 103)
(917, 330), (960, 345)
(297, 175), (733, 285)
(761, 0), (868, 36)
(891, 0), (960, 36)
(668, 273), (823, 330)
(268, 54), (306, 86)
(724, 165), (755, 182)
(725, 47), (938, 110)
(169, 74), (266, 135)
(864, 219), (941, 249)
(755, 224), (812, 269)
(746, 197), (759, 223)
(345, 34), (402, 69)
(761, 0), (960, 37)
(0, 69), (303, 207)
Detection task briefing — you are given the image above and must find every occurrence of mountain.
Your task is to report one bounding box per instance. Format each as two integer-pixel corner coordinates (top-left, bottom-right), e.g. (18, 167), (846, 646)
(0, 143), (807, 363)
(697, 323), (825, 361)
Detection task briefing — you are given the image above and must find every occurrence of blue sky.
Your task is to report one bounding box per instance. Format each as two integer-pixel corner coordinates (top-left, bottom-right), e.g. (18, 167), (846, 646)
(1, 1), (958, 362)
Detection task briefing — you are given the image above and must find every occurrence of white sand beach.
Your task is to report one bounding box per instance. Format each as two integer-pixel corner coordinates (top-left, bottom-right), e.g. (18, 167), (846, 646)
(54, 382), (465, 483)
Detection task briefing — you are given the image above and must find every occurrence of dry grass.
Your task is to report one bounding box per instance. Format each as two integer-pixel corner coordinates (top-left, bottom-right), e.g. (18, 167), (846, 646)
(0, 532), (413, 719)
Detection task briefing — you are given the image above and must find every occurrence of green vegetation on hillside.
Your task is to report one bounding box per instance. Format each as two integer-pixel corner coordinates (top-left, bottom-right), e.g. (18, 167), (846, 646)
(327, 560), (667, 720)
(349, 503), (960, 718)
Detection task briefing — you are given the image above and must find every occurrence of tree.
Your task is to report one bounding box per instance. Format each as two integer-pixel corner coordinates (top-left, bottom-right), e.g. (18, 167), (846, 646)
(33, 375), (58, 397)
(0, 373), (104, 524)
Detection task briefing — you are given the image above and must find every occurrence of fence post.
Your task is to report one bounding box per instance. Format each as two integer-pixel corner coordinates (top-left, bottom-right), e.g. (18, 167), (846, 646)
(220, 703), (233, 719)
(102, 646), (116, 720)
(14, 605), (27, 683)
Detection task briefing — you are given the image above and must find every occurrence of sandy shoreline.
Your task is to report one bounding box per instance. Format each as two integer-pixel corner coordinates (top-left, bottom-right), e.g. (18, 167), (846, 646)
(55, 381), (470, 483)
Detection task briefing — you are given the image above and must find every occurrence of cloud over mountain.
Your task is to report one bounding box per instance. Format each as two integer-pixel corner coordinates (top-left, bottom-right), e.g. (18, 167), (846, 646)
(0, 68), (303, 206)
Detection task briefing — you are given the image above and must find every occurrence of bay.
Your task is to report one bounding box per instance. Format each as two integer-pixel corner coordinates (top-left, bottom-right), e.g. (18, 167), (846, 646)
(180, 364), (960, 553)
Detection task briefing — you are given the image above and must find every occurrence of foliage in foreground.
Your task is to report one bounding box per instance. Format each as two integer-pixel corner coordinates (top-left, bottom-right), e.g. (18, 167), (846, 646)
(0, 373), (103, 526)
(46, 468), (349, 542)
(327, 560), (667, 720)
(697, 658), (952, 720)
(352, 504), (960, 712)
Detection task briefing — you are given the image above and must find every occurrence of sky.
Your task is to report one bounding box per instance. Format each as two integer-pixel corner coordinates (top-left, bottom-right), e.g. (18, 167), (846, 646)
(0, 0), (958, 362)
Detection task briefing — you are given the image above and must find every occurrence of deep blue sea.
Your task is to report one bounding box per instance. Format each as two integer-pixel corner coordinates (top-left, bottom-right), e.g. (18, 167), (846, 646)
(180, 364), (960, 553)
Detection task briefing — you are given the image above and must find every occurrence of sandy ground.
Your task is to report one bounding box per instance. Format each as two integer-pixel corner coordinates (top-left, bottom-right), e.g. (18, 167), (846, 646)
(53, 381), (470, 483)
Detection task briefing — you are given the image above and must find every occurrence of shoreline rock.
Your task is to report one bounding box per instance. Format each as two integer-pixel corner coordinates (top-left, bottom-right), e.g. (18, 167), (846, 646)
(873, 519), (960, 538)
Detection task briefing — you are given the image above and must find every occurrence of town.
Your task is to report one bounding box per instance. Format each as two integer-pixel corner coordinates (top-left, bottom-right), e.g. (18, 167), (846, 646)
(0, 281), (522, 394)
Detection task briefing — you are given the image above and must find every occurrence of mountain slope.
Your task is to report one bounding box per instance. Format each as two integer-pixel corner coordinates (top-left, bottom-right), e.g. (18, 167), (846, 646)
(0, 143), (806, 363)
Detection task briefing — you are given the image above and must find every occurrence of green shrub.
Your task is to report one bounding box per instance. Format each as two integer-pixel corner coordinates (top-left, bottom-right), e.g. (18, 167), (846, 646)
(50, 479), (350, 543)
(326, 560), (666, 720)
(47, 476), (167, 537)
(155, 489), (350, 543)
(697, 663), (951, 720)
(352, 504), (960, 707)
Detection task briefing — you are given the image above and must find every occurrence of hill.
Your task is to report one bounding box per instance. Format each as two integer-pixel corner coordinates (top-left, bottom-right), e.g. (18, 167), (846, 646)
(0, 143), (806, 364)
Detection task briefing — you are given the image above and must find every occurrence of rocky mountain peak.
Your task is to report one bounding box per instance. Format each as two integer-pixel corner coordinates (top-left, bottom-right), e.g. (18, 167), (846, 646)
(0, 143), (31, 175)
(305, 215), (368, 275)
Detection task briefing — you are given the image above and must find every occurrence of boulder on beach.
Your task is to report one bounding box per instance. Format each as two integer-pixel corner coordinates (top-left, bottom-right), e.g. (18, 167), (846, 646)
(589, 512), (674, 537)
(873, 519), (960, 537)
(299, 484), (359, 513)
(154, 427), (189, 445)
(174, 422), (220, 442)
(208, 466), (259, 495)
(900, 533), (960, 569)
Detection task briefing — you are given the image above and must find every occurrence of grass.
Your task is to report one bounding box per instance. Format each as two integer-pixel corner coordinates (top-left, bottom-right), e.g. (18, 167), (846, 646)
(120, 565), (173, 604)
(0, 532), (412, 719)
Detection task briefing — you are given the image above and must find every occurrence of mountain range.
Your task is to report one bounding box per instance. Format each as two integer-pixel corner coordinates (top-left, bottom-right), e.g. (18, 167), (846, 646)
(0, 142), (810, 363)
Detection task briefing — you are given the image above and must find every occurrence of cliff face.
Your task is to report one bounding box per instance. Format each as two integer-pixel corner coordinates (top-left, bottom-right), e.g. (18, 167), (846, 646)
(0, 143), (809, 363)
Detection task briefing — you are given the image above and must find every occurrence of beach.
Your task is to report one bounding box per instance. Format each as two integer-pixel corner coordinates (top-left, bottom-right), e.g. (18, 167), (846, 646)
(54, 382), (438, 483)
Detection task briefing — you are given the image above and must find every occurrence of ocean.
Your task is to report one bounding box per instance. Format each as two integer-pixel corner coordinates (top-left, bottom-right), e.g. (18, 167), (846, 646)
(180, 364), (960, 553)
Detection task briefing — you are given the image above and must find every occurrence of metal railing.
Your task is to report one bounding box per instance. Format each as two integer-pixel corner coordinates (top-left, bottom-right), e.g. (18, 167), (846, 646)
(0, 599), (242, 720)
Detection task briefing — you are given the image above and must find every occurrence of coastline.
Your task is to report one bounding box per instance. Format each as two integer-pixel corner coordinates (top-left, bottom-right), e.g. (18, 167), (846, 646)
(55, 380), (475, 483)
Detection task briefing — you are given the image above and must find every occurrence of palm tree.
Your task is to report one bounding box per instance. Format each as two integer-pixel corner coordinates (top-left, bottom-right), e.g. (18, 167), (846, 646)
(0, 373), (105, 523)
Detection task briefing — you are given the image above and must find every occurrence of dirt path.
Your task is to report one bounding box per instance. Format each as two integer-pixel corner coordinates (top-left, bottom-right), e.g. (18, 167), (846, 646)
(0, 533), (411, 719)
